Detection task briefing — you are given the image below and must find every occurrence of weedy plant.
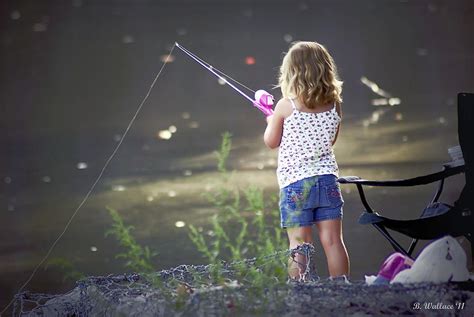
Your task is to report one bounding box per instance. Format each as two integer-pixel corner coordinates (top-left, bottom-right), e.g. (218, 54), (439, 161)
(45, 257), (86, 282)
(188, 132), (289, 311)
(100, 132), (292, 313)
(105, 206), (157, 273)
(105, 207), (193, 310)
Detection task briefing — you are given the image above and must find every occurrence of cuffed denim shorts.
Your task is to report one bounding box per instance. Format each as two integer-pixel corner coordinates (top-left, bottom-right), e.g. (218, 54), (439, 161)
(279, 174), (344, 228)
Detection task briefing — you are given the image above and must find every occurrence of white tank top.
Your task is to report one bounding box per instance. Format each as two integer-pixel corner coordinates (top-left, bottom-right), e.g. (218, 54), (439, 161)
(277, 98), (341, 188)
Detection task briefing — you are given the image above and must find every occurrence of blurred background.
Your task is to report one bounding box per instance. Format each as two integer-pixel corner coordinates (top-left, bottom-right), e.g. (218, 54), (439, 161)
(1, 0), (473, 309)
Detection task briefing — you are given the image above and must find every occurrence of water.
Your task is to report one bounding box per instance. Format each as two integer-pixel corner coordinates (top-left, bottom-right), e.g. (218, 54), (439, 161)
(1, 0), (473, 311)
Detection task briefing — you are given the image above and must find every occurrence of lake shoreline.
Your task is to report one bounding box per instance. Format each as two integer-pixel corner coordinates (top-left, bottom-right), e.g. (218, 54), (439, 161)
(12, 269), (474, 316)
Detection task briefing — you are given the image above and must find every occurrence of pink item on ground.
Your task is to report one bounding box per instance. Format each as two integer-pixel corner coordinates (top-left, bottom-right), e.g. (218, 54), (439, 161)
(254, 89), (274, 116)
(377, 252), (413, 281)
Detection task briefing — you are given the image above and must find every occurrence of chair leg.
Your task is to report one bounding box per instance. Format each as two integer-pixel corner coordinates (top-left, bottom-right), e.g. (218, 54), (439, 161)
(407, 238), (418, 256)
(468, 232), (474, 267)
(467, 234), (474, 272)
(470, 212), (474, 270)
(374, 224), (410, 257)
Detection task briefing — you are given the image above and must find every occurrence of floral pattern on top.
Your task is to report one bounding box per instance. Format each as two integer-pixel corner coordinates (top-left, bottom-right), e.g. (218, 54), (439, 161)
(277, 98), (341, 188)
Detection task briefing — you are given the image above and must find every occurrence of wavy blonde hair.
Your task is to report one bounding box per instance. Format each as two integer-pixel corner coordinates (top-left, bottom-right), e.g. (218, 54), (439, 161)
(278, 41), (343, 109)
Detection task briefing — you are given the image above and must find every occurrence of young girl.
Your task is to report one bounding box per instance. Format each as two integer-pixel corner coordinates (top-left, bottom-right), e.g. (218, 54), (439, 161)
(264, 41), (350, 280)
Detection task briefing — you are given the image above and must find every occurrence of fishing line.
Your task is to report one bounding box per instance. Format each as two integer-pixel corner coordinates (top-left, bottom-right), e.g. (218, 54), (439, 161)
(175, 42), (256, 94)
(176, 42), (256, 104)
(175, 42), (274, 115)
(0, 43), (176, 317)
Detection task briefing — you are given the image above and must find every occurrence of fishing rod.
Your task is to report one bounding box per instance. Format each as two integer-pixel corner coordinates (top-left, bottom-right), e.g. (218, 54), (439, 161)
(175, 42), (274, 116)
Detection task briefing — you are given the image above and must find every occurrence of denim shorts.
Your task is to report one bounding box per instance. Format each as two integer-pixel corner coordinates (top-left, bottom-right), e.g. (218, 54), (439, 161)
(279, 174), (344, 228)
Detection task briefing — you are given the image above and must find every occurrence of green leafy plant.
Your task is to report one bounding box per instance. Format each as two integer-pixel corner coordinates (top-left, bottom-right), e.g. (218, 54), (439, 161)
(188, 132), (289, 311)
(104, 208), (192, 311)
(105, 206), (157, 273)
(45, 257), (86, 282)
(101, 132), (296, 314)
(216, 131), (232, 174)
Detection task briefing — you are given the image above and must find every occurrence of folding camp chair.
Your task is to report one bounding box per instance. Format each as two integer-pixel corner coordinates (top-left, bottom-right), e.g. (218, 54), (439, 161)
(338, 92), (474, 258)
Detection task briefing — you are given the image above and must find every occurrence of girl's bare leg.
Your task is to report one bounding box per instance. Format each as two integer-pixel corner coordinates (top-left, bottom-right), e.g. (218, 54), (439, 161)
(287, 226), (313, 279)
(316, 219), (350, 277)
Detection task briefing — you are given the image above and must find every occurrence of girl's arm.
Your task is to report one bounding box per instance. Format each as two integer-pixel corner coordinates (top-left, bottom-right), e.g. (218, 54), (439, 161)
(263, 99), (288, 149)
(332, 102), (342, 146)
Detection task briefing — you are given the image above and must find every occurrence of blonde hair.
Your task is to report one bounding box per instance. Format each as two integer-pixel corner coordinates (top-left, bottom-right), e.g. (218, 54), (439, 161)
(278, 41), (343, 109)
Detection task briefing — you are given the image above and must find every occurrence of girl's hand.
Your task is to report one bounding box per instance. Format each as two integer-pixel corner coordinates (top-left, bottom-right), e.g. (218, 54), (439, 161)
(254, 90), (274, 116)
(264, 99), (291, 149)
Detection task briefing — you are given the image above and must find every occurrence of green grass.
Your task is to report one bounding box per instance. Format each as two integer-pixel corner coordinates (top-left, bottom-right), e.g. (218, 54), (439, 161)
(104, 206), (157, 273)
(45, 257), (86, 282)
(187, 132), (289, 310)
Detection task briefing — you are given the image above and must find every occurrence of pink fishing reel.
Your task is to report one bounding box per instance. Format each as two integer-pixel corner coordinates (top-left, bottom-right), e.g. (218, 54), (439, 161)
(253, 90), (274, 116)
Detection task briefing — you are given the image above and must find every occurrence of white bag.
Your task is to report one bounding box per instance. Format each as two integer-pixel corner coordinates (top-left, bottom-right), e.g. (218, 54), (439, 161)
(391, 236), (470, 284)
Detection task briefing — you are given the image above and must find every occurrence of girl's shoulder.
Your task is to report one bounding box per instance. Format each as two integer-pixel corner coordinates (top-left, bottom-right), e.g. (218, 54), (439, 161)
(274, 98), (295, 119)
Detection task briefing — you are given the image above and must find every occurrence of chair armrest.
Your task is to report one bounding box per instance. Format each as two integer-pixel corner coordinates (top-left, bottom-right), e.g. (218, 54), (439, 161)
(338, 164), (465, 187)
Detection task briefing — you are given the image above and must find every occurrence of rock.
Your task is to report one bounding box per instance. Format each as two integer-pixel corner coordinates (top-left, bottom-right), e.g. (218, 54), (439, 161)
(14, 268), (474, 316)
